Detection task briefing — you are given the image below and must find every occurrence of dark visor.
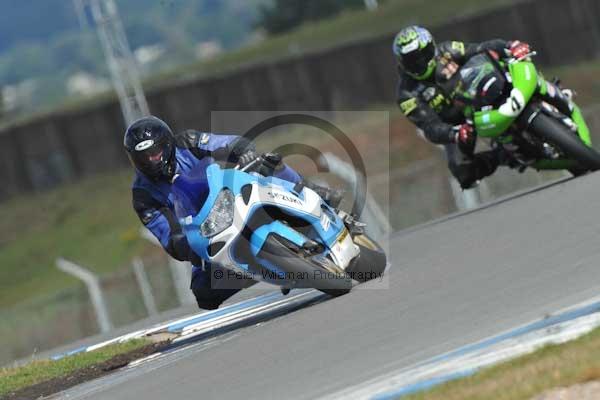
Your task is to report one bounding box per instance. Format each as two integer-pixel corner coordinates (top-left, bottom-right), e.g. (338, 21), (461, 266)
(131, 141), (172, 173)
(401, 42), (435, 76)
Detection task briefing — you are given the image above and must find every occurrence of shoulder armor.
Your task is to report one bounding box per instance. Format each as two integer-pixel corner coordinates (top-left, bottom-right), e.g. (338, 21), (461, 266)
(438, 41), (465, 60)
(174, 130), (211, 149)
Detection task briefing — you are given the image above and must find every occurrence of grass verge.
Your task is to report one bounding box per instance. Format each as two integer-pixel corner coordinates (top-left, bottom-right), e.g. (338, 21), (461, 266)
(0, 339), (155, 399)
(402, 326), (600, 400)
(0, 169), (153, 309)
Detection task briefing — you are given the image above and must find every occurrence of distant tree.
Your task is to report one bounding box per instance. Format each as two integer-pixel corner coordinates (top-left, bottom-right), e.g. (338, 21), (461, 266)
(257, 0), (365, 35)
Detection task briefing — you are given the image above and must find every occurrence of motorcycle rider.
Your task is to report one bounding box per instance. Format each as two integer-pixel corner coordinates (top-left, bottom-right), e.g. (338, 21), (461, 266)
(393, 26), (575, 188)
(124, 116), (340, 309)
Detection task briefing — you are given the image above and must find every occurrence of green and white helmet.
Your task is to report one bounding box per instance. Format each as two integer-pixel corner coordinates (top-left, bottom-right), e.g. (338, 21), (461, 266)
(393, 26), (437, 80)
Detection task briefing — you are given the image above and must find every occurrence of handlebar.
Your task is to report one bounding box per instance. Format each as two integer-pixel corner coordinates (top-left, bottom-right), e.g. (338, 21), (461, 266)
(234, 152), (282, 174)
(236, 157), (263, 172)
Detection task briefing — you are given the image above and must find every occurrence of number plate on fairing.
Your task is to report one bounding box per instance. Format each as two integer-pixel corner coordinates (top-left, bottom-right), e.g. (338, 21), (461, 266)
(329, 229), (359, 270)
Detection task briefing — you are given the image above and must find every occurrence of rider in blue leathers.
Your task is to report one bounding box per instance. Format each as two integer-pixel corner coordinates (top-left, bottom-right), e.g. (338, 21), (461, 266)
(124, 116), (338, 309)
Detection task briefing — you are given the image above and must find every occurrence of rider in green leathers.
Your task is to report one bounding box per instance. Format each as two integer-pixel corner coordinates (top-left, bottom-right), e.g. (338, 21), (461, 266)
(394, 26), (574, 188)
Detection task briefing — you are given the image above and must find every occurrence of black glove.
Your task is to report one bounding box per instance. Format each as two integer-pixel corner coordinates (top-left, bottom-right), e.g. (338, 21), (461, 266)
(168, 232), (205, 266)
(454, 123), (476, 156)
(228, 137), (256, 162)
(454, 123), (475, 146)
(211, 137), (257, 164)
(237, 149), (259, 168)
(507, 40), (531, 59)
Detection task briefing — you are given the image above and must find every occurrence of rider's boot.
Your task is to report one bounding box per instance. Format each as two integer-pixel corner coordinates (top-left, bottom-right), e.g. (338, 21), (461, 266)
(446, 145), (501, 190)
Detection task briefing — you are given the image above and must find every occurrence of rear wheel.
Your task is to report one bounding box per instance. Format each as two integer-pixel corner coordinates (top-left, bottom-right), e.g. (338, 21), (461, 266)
(256, 234), (352, 297)
(529, 113), (600, 172)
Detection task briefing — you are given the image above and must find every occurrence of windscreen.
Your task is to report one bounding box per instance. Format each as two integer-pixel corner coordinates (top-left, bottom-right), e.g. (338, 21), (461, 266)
(454, 54), (506, 108)
(171, 164), (211, 219)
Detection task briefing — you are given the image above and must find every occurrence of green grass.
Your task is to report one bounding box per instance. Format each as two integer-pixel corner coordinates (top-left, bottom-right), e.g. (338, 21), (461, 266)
(402, 326), (600, 400)
(0, 169), (152, 308)
(0, 339), (149, 397)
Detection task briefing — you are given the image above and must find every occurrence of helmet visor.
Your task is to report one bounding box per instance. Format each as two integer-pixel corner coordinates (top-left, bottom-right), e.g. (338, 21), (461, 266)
(130, 140), (173, 178)
(401, 41), (435, 77)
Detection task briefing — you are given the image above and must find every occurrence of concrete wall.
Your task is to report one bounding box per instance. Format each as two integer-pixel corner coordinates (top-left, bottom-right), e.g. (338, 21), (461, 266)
(1, 0), (599, 200)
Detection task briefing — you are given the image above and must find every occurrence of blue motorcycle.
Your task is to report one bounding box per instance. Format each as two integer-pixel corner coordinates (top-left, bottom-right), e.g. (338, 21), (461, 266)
(172, 155), (387, 296)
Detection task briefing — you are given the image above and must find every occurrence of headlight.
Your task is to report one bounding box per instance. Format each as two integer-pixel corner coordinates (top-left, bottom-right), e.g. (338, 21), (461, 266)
(201, 189), (234, 237)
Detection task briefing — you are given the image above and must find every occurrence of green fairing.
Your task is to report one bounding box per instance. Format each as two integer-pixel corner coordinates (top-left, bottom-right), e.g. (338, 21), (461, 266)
(450, 55), (598, 172)
(473, 61), (538, 138)
(571, 104), (592, 146)
(538, 76), (548, 96)
(471, 61), (592, 151)
(473, 109), (513, 138)
(532, 159), (578, 170)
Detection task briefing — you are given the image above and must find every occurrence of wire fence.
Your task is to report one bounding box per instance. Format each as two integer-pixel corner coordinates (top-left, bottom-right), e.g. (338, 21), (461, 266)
(0, 253), (178, 365)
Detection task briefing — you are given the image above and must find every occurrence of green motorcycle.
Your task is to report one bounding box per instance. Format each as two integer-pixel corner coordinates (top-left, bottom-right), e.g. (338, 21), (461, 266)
(449, 51), (600, 174)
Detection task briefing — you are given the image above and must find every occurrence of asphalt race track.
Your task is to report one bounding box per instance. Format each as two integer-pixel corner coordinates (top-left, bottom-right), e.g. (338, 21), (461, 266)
(54, 173), (600, 400)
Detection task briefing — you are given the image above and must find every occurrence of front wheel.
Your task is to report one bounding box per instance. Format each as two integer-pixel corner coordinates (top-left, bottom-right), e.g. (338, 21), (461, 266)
(529, 113), (600, 171)
(256, 234), (353, 297)
(346, 234), (387, 283)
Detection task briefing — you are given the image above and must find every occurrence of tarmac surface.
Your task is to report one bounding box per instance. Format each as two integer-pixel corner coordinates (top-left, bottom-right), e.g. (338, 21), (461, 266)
(52, 173), (600, 400)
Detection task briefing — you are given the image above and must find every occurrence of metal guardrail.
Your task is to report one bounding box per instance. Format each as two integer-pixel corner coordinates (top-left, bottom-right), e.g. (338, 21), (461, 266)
(56, 258), (113, 333)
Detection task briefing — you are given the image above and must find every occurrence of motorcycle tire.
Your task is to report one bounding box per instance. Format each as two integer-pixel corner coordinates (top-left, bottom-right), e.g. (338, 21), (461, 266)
(530, 113), (600, 172)
(256, 234), (353, 297)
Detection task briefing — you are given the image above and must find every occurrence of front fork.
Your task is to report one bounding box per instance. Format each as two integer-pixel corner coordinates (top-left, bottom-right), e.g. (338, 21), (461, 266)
(538, 78), (592, 146)
(513, 101), (579, 170)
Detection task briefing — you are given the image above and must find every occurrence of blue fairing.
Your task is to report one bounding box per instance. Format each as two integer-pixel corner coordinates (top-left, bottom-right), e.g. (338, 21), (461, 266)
(173, 163), (346, 273)
(250, 221), (308, 256)
(171, 166), (210, 218)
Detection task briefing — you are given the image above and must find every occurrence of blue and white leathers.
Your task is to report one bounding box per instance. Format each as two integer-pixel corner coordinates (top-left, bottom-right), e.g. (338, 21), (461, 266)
(171, 163), (359, 288)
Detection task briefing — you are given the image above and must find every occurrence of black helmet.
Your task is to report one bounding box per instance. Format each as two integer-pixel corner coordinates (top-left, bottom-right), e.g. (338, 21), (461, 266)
(124, 116), (176, 181)
(393, 26), (437, 80)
